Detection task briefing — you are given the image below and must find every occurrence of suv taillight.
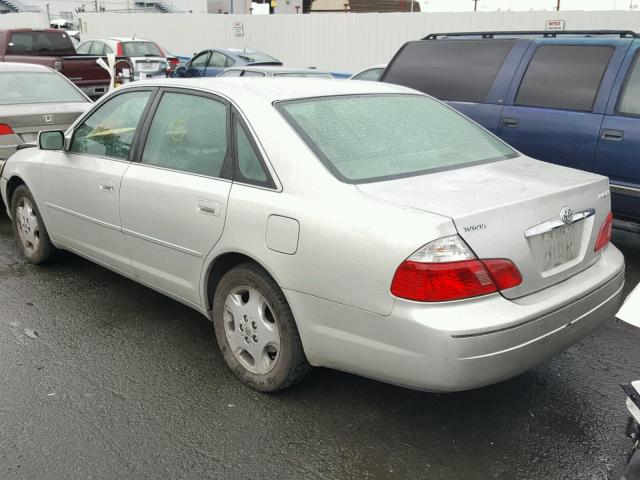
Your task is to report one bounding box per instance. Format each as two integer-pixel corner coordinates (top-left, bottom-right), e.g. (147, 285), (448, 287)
(116, 42), (123, 56)
(390, 235), (522, 302)
(0, 123), (14, 136)
(594, 211), (613, 253)
(53, 59), (63, 71)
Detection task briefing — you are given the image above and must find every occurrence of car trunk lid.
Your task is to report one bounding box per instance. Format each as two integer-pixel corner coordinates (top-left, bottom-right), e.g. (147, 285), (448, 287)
(357, 156), (611, 299)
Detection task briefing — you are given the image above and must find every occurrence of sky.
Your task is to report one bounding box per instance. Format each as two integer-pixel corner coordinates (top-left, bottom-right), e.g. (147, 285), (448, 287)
(418, 0), (640, 11)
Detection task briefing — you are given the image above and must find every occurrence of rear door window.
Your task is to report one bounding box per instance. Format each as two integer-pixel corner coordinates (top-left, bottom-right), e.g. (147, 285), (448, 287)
(141, 92), (229, 177)
(89, 41), (105, 55)
(208, 51), (227, 68)
(515, 45), (613, 112)
(618, 52), (640, 116)
(76, 41), (92, 54)
(383, 39), (516, 102)
(121, 41), (162, 57)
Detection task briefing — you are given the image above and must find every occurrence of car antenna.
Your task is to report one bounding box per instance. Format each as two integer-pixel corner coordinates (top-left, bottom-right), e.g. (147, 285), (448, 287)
(243, 38), (250, 52)
(132, 32), (136, 40)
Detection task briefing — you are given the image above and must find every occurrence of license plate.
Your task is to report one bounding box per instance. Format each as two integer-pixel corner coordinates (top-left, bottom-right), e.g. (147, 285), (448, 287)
(529, 224), (581, 272)
(138, 62), (158, 71)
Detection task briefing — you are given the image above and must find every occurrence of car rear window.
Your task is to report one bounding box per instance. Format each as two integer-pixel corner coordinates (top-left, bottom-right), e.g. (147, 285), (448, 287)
(0, 72), (86, 105)
(237, 51), (281, 64)
(382, 39), (516, 102)
(7, 30), (76, 56)
(273, 72), (333, 78)
(277, 94), (517, 184)
(121, 41), (162, 57)
(515, 45), (613, 112)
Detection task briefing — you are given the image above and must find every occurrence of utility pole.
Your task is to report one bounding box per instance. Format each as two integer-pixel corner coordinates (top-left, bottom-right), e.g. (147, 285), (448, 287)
(46, 3), (51, 24)
(94, 0), (98, 12)
(556, 0), (560, 10)
(472, 0), (478, 11)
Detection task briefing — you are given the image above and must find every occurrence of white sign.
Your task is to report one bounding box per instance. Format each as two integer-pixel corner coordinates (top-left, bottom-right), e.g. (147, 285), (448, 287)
(233, 21), (244, 37)
(617, 283), (640, 329)
(546, 20), (565, 31)
(251, 2), (270, 14)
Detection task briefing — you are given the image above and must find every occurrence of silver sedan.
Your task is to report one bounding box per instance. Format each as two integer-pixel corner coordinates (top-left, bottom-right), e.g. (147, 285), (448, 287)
(0, 78), (625, 392)
(0, 63), (92, 167)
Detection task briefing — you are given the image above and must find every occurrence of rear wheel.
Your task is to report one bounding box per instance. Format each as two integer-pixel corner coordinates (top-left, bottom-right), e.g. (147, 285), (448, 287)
(11, 185), (55, 264)
(212, 263), (311, 392)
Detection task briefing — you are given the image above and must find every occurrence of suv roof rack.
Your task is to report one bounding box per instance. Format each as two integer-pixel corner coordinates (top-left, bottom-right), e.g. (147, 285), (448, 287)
(423, 30), (640, 40)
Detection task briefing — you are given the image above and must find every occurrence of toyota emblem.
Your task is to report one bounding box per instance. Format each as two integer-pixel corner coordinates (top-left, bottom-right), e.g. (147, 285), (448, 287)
(560, 206), (573, 225)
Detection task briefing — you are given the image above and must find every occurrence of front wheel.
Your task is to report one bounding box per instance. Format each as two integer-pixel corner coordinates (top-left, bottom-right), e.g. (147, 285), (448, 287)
(11, 185), (55, 264)
(212, 263), (311, 392)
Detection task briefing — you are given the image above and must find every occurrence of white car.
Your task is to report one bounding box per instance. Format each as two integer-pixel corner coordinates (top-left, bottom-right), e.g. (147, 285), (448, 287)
(0, 78), (625, 393)
(76, 37), (168, 79)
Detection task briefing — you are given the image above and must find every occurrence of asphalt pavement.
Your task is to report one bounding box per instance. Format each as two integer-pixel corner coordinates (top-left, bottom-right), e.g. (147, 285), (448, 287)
(1, 211), (639, 480)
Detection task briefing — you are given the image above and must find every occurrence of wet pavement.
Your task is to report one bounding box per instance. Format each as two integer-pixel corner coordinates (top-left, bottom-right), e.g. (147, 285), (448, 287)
(0, 211), (639, 480)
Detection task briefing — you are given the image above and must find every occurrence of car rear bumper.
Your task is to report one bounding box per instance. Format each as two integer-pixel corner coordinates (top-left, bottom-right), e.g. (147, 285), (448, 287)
(286, 244), (625, 392)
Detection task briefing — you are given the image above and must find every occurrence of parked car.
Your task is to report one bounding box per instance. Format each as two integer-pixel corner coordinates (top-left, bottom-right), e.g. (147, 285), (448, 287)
(174, 48), (281, 78)
(0, 62), (91, 167)
(383, 30), (640, 228)
(0, 29), (111, 98)
(622, 380), (640, 479)
(218, 66), (333, 78)
(350, 64), (386, 81)
(0, 78), (624, 393)
(76, 37), (168, 79)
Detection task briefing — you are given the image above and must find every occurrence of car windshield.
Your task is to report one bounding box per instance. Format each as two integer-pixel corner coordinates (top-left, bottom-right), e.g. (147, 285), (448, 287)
(121, 41), (162, 57)
(237, 51), (280, 64)
(277, 94), (517, 183)
(0, 72), (86, 105)
(273, 72), (333, 78)
(7, 31), (76, 56)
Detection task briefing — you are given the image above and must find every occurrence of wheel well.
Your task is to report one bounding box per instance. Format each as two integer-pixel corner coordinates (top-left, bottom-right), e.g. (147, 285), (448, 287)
(206, 252), (262, 310)
(5, 176), (25, 211)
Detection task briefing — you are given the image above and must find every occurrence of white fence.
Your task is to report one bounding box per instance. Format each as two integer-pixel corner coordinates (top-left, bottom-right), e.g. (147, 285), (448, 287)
(0, 12), (48, 29)
(0, 10), (632, 73)
(78, 10), (640, 73)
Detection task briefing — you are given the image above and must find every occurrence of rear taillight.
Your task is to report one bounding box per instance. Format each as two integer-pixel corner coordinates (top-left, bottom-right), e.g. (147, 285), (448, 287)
(594, 211), (613, 253)
(53, 59), (63, 71)
(116, 42), (123, 56)
(390, 235), (522, 302)
(0, 123), (14, 136)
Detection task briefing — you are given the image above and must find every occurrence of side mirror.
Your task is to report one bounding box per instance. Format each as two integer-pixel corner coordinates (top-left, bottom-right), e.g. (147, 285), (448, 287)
(39, 130), (65, 151)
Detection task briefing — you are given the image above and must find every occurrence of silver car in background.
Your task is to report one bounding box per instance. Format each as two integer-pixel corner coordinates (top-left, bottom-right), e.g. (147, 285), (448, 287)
(0, 78), (625, 393)
(0, 62), (92, 167)
(218, 66), (334, 78)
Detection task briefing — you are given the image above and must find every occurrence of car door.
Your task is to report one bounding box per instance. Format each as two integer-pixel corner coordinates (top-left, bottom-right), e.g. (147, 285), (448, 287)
(204, 50), (229, 77)
(595, 44), (640, 221)
(119, 88), (232, 305)
(39, 88), (156, 275)
(184, 51), (210, 77)
(498, 41), (628, 172)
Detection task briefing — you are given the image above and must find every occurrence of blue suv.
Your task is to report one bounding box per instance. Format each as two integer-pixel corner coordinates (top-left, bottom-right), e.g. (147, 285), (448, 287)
(382, 31), (640, 228)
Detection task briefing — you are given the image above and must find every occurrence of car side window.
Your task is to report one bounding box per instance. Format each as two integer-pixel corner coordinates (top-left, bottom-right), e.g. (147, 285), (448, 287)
(208, 51), (227, 68)
(191, 52), (210, 68)
(225, 56), (236, 67)
(76, 41), (91, 54)
(515, 45), (613, 112)
(89, 41), (105, 55)
(618, 52), (640, 116)
(141, 92), (228, 177)
(241, 70), (266, 77)
(219, 69), (242, 77)
(70, 90), (152, 159)
(353, 68), (383, 81)
(234, 116), (272, 187)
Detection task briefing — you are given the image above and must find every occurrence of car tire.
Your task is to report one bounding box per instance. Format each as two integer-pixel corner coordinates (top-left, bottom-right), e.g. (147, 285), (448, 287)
(11, 185), (55, 264)
(212, 262), (311, 392)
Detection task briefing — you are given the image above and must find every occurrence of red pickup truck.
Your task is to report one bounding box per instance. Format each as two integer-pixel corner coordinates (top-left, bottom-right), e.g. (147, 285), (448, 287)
(0, 29), (111, 99)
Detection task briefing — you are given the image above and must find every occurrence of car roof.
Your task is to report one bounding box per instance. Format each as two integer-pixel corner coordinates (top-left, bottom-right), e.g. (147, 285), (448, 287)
(100, 37), (153, 42)
(226, 66), (330, 74)
(0, 62), (54, 73)
(122, 77), (416, 104)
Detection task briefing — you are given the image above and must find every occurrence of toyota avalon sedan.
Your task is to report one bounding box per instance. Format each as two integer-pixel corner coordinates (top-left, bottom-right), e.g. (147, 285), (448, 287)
(0, 78), (624, 393)
(0, 62), (92, 167)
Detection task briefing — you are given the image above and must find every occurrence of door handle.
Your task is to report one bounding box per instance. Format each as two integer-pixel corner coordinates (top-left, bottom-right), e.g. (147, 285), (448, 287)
(501, 117), (519, 128)
(197, 200), (221, 216)
(601, 129), (624, 142)
(98, 180), (114, 193)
